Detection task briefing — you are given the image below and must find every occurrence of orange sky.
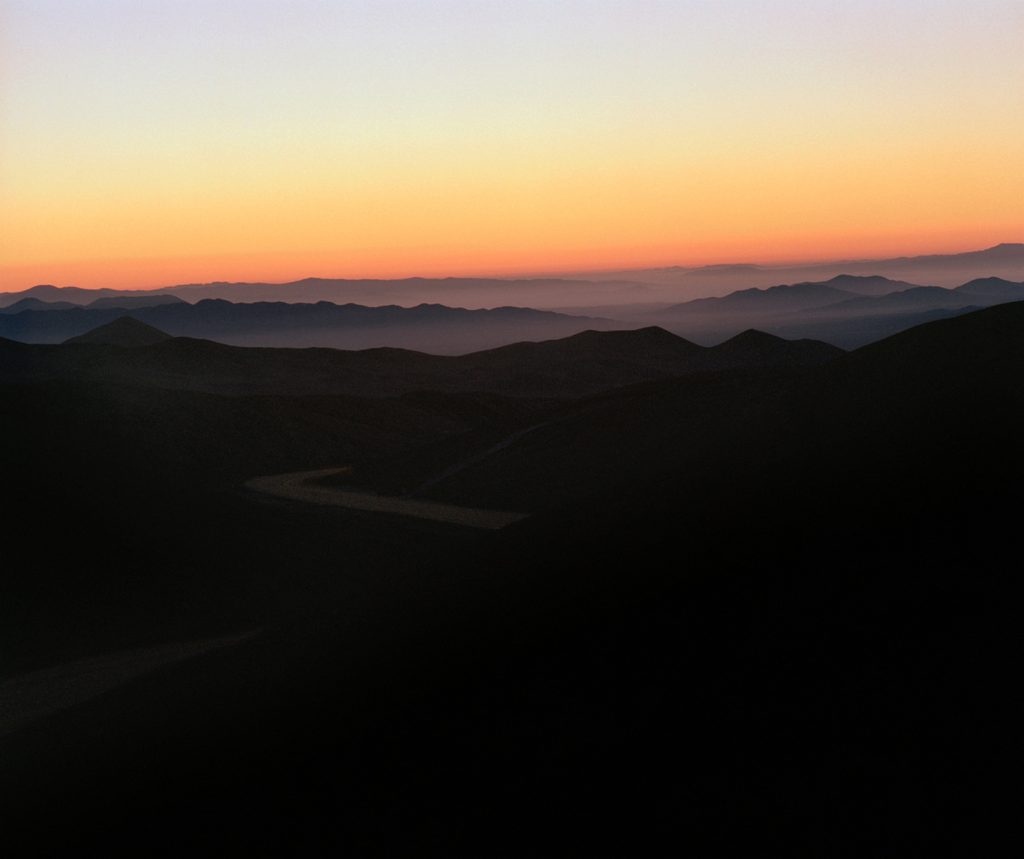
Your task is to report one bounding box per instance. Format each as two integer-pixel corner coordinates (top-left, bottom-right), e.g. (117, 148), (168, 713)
(2, 1), (1022, 291)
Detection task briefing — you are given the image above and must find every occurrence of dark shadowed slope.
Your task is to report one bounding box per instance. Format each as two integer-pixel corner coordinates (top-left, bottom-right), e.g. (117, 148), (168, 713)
(843, 297), (1024, 376)
(1, 298), (1017, 857)
(399, 301), (1024, 512)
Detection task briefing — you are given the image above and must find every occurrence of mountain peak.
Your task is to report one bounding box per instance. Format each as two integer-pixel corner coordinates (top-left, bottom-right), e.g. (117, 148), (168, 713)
(709, 329), (844, 365)
(569, 325), (682, 343)
(719, 328), (786, 348)
(64, 316), (172, 347)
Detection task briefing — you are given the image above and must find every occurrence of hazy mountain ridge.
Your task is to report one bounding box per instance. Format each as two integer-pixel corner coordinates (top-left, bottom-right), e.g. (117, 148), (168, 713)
(3, 271), (1020, 354)
(0, 298), (615, 353)
(0, 292), (185, 313)
(552, 242), (1024, 291)
(3, 244), (1020, 311)
(0, 297), (79, 313)
(668, 281), (861, 314)
(654, 275), (1024, 347)
(0, 321), (842, 400)
(0, 277), (654, 312)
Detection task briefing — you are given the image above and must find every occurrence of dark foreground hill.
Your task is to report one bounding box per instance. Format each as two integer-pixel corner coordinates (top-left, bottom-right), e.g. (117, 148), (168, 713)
(1, 303), (1020, 856)
(0, 323), (842, 399)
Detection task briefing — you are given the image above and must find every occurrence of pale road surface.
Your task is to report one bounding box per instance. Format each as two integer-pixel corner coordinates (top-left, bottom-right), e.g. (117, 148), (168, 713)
(0, 632), (257, 738)
(245, 467), (528, 530)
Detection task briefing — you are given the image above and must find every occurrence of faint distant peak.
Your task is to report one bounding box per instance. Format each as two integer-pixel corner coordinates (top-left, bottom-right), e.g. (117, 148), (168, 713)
(684, 264), (766, 275)
(959, 276), (1020, 286)
(825, 274), (897, 283)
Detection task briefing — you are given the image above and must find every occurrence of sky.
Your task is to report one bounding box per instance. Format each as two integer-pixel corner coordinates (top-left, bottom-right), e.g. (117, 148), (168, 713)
(1, 0), (1022, 290)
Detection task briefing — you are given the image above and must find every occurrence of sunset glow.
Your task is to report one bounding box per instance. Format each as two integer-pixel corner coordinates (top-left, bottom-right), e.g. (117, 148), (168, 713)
(2, 0), (1022, 290)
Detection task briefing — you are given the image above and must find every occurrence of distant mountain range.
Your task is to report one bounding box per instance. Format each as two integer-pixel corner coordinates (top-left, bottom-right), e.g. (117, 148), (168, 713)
(3, 275), (1021, 352)
(0, 278), (654, 313)
(0, 319), (841, 400)
(2, 254), (1021, 351)
(0, 292), (185, 315)
(653, 275), (1024, 347)
(547, 242), (1024, 294)
(3, 243), (1020, 311)
(0, 299), (615, 354)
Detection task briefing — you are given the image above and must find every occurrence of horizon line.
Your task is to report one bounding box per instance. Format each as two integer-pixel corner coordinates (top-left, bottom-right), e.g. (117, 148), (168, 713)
(3, 240), (1021, 294)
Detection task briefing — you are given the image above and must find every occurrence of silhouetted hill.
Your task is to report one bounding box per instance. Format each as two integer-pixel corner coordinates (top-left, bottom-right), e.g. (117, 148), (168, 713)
(398, 301), (1024, 512)
(448, 327), (708, 395)
(0, 325), (842, 399)
(705, 328), (843, 368)
(846, 298), (1024, 374)
(64, 317), (173, 347)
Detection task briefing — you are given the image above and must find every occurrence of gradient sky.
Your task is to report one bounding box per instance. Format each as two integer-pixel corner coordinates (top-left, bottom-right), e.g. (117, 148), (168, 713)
(1, 0), (1022, 290)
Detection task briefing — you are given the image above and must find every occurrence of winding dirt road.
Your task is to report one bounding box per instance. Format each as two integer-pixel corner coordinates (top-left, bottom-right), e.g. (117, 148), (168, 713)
(245, 467), (528, 530)
(0, 632), (257, 738)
